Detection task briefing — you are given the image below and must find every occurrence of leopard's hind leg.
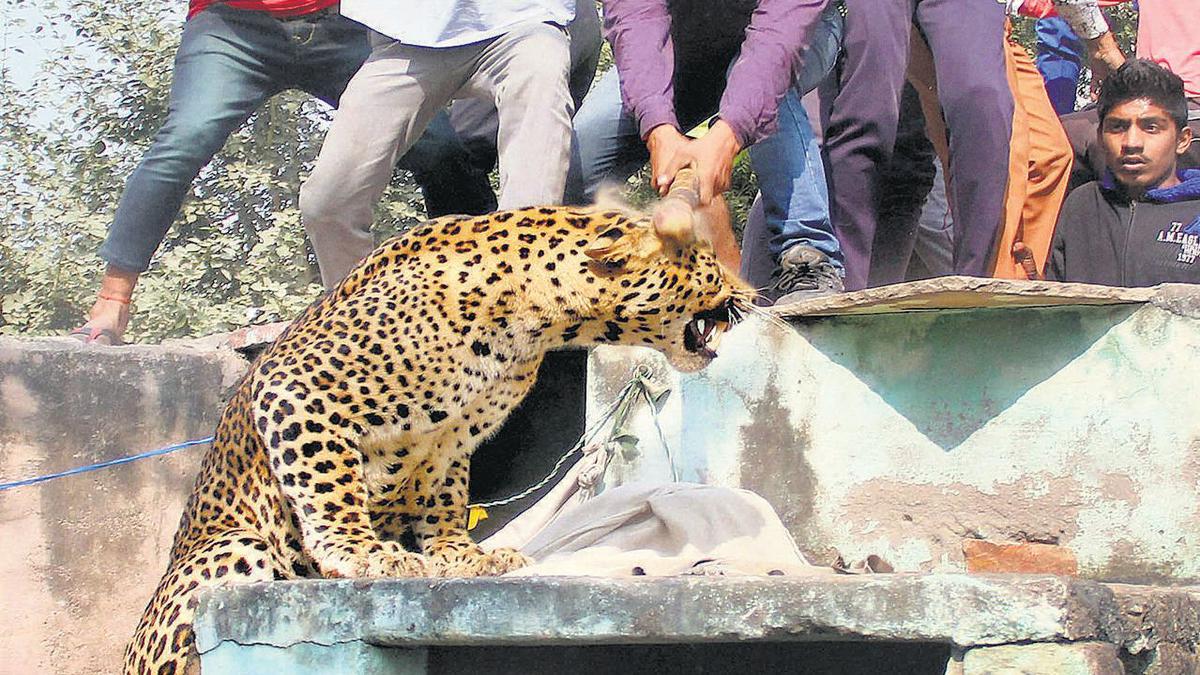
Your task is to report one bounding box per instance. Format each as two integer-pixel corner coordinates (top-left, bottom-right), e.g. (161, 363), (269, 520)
(123, 529), (283, 675)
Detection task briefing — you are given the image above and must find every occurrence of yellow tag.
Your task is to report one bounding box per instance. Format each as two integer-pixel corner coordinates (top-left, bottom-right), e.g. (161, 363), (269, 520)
(467, 506), (489, 531)
(684, 115), (749, 163)
(685, 116), (716, 139)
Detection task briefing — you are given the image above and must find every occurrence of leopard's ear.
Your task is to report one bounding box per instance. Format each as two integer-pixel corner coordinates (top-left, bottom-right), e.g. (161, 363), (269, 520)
(584, 227), (633, 270)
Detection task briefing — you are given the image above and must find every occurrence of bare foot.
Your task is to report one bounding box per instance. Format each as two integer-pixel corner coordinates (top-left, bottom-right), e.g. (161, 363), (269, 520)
(70, 265), (137, 345)
(77, 296), (131, 344)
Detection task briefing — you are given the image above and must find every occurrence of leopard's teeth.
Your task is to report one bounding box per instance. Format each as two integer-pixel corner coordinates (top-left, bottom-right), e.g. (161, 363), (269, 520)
(695, 319), (708, 337)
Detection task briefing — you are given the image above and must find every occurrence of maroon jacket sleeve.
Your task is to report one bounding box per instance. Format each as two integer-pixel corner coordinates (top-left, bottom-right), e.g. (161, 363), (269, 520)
(719, 0), (829, 146)
(603, 0), (829, 146)
(602, 0), (679, 139)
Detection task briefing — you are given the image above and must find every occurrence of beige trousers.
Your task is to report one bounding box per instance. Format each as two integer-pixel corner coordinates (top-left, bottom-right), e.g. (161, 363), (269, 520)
(300, 22), (573, 288)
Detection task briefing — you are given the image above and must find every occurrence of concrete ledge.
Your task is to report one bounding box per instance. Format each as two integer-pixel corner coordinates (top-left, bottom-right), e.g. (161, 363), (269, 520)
(194, 575), (1200, 657)
(957, 642), (1125, 675)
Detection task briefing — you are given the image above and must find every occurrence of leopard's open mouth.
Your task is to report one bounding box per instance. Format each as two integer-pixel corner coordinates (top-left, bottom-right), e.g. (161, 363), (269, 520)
(683, 299), (745, 359)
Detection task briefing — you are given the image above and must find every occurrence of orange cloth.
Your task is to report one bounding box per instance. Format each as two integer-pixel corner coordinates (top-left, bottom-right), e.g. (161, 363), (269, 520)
(992, 24), (1074, 279)
(907, 23), (1072, 279)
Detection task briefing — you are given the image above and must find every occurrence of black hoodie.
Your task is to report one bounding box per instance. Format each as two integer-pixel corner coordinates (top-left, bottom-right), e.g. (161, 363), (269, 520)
(1047, 169), (1200, 286)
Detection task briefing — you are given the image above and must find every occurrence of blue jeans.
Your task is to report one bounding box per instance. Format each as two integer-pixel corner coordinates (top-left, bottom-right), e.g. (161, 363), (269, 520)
(565, 4), (844, 269)
(100, 5), (487, 273)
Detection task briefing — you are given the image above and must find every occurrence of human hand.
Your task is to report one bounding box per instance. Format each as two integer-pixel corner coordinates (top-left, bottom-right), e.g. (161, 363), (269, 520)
(1086, 32), (1126, 98)
(677, 120), (742, 205)
(646, 125), (691, 195)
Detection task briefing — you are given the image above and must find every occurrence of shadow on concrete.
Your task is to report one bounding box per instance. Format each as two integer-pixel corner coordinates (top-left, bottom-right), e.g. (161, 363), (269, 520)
(431, 642), (952, 674)
(738, 380), (821, 556)
(799, 304), (1138, 450)
(467, 349), (588, 539)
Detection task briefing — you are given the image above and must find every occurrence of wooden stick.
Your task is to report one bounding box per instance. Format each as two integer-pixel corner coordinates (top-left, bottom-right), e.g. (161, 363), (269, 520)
(662, 167), (700, 208)
(652, 168), (700, 245)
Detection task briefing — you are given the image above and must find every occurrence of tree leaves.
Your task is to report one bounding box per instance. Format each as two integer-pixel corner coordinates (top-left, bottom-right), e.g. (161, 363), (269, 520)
(0, 0), (427, 342)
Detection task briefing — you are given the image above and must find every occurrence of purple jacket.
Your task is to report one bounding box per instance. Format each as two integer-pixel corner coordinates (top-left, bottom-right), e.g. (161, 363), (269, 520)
(602, 0), (829, 146)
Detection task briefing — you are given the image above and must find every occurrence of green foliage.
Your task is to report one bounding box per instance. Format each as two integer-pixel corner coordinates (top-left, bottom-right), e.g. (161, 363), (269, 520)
(0, 0), (427, 342)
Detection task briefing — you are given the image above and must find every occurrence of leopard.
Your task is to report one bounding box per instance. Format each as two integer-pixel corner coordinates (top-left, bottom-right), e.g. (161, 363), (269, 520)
(123, 176), (754, 675)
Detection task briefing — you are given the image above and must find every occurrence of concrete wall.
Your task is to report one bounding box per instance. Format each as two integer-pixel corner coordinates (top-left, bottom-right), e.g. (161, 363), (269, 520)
(588, 282), (1200, 584)
(5, 279), (1198, 672)
(0, 338), (241, 674)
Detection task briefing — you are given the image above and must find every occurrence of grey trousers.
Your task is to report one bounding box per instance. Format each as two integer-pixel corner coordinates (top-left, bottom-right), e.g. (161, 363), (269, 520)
(300, 22), (573, 288)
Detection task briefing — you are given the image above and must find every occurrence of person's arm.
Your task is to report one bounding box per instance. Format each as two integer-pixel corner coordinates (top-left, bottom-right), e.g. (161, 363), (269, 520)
(678, 0), (828, 203)
(601, 0), (692, 193)
(1056, 0), (1126, 90)
(1020, 0), (1127, 91)
(718, 0), (829, 148)
(1024, 0), (1126, 80)
(602, 0), (678, 140)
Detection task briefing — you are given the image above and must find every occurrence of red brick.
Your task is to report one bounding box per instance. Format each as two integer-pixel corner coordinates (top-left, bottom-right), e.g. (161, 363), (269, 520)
(962, 540), (1078, 575)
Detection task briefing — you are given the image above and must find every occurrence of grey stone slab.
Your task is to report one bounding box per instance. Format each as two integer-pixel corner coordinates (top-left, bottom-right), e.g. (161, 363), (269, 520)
(1109, 584), (1200, 656)
(1139, 643), (1199, 674)
(961, 642), (1124, 675)
(772, 276), (1198, 317)
(195, 574), (1129, 655)
(164, 320), (290, 354)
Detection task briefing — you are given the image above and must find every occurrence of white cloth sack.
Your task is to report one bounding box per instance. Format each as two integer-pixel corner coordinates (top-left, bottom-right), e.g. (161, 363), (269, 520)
(485, 481), (835, 578)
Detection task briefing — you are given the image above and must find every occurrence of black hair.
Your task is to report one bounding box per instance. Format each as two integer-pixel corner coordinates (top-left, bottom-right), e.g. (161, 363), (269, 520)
(1098, 59), (1189, 130)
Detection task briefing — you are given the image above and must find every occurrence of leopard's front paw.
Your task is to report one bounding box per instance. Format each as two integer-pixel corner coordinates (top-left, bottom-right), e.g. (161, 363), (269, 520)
(319, 541), (433, 578)
(365, 541), (434, 577)
(436, 546), (533, 577)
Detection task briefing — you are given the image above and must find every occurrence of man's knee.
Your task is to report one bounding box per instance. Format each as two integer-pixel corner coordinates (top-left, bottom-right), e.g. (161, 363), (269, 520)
(299, 176), (352, 233)
(500, 24), (570, 91)
(944, 79), (1011, 122)
(144, 114), (237, 171)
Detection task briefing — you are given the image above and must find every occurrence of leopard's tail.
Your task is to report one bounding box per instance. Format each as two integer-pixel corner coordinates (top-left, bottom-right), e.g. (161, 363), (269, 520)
(124, 529), (281, 675)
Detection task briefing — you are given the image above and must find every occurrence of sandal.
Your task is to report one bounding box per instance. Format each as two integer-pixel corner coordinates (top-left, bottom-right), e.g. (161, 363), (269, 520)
(68, 293), (130, 346)
(68, 325), (125, 346)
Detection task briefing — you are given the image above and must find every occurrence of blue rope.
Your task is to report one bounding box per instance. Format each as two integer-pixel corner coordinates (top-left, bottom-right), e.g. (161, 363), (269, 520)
(0, 437), (212, 491)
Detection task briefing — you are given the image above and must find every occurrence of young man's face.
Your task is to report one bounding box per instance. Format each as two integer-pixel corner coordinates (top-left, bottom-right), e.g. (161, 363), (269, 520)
(1099, 98), (1194, 196)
